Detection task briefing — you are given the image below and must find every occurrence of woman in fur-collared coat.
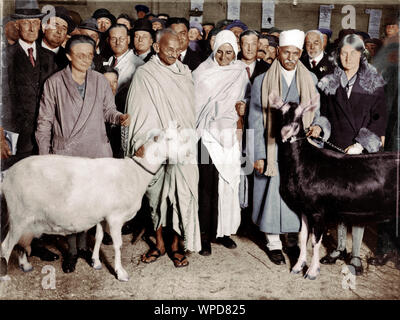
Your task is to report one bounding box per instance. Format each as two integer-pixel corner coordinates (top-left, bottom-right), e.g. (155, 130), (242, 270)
(317, 34), (387, 275)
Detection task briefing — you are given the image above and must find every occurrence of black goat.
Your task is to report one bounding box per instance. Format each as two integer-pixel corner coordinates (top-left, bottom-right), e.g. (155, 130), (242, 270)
(269, 92), (399, 280)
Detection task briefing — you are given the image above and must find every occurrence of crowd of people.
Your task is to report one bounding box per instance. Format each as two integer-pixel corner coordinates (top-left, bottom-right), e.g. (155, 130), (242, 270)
(1, 0), (399, 279)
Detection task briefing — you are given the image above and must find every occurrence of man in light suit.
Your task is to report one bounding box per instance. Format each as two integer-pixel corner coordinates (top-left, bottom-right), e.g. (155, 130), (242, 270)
(104, 24), (144, 158)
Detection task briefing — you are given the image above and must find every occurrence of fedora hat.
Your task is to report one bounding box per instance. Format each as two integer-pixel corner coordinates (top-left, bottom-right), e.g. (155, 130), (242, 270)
(11, 0), (45, 20)
(78, 18), (101, 34)
(92, 8), (116, 25)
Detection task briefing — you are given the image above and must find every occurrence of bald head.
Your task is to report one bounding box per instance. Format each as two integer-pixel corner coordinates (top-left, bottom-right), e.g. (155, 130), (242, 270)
(154, 29), (180, 65)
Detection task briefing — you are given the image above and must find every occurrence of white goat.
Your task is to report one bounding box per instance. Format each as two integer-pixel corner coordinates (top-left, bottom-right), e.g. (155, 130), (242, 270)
(0, 128), (186, 281)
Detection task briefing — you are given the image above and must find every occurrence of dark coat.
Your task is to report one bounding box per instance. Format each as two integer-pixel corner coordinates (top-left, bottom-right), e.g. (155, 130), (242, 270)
(2, 42), (57, 156)
(39, 44), (70, 71)
(319, 64), (387, 152)
(182, 46), (202, 72)
(301, 52), (334, 81)
(250, 59), (270, 84)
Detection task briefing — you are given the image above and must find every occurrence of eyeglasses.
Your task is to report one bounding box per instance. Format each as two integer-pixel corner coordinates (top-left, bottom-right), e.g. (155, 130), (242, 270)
(109, 37), (128, 44)
(71, 52), (94, 61)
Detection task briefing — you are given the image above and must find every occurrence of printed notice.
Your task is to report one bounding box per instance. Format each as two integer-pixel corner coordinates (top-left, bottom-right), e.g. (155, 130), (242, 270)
(190, 0), (204, 12)
(190, 15), (203, 24)
(366, 9), (382, 39)
(318, 4), (334, 29)
(227, 0), (241, 20)
(262, 0), (275, 29)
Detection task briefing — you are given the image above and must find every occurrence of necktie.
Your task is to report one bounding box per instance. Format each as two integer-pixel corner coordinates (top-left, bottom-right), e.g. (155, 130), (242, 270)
(311, 60), (316, 68)
(246, 66), (251, 79)
(28, 47), (35, 67)
(113, 57), (118, 67)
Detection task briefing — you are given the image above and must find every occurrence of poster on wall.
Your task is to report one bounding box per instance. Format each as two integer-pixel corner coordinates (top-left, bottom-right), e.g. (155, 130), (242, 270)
(190, 15), (203, 24)
(227, 0), (241, 20)
(261, 0), (275, 29)
(318, 4), (334, 29)
(366, 9), (382, 38)
(190, 0), (204, 12)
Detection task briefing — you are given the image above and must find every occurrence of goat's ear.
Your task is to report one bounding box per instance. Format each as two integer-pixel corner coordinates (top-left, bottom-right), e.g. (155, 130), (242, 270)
(269, 92), (284, 109)
(301, 94), (320, 115)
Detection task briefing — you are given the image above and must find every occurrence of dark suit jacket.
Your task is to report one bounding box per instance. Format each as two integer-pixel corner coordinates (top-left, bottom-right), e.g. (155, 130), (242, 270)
(182, 46), (202, 72)
(250, 59), (271, 84)
(2, 42), (57, 157)
(39, 43), (69, 71)
(301, 52), (334, 81)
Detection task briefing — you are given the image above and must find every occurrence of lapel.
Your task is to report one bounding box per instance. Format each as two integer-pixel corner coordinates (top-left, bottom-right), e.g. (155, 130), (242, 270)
(61, 67), (97, 139)
(15, 43), (38, 89)
(348, 77), (366, 129)
(336, 85), (357, 133)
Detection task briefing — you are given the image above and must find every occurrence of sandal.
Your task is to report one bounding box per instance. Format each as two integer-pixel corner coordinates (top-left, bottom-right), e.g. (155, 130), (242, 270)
(171, 250), (189, 268)
(141, 248), (165, 264)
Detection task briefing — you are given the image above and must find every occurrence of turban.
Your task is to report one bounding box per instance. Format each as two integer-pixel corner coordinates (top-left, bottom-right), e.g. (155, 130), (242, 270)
(279, 29), (305, 49)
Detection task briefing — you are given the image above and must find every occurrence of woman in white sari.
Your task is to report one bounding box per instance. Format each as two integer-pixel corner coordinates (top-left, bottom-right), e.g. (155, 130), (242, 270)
(193, 30), (250, 256)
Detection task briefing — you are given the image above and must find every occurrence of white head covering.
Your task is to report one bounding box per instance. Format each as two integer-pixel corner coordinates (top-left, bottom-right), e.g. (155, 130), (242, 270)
(212, 30), (238, 63)
(279, 29), (305, 50)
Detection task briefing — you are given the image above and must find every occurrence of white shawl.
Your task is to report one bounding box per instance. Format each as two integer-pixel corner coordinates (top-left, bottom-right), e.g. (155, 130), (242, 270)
(193, 35), (249, 237)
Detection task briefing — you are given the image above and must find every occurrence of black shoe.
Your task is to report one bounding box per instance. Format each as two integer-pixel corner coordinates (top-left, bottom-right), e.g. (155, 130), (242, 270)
(78, 248), (93, 265)
(367, 253), (391, 266)
(285, 245), (300, 260)
(349, 256), (363, 276)
(199, 240), (212, 256)
(102, 232), (113, 245)
(266, 249), (286, 265)
(216, 236), (237, 249)
(121, 222), (135, 235)
(30, 246), (59, 262)
(320, 249), (347, 264)
(62, 254), (78, 273)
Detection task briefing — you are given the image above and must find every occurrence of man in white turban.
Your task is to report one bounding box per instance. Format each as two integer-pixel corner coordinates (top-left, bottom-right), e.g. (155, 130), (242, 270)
(248, 29), (331, 272)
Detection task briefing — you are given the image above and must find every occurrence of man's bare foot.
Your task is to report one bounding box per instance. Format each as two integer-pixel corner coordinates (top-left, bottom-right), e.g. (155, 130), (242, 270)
(141, 247), (165, 263)
(171, 250), (189, 268)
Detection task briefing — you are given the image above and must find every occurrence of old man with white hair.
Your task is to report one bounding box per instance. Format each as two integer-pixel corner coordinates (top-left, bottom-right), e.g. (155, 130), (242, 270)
(248, 29), (330, 270)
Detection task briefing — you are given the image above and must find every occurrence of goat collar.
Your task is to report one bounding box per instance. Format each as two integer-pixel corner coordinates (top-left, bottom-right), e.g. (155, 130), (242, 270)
(318, 62), (385, 95)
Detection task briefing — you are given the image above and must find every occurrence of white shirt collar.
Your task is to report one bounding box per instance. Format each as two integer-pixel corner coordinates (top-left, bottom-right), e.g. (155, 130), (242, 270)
(113, 49), (131, 65)
(179, 49), (187, 61)
(41, 40), (59, 54)
(309, 51), (324, 67)
(19, 39), (37, 59)
(138, 49), (151, 60)
(280, 64), (297, 87)
(247, 60), (256, 76)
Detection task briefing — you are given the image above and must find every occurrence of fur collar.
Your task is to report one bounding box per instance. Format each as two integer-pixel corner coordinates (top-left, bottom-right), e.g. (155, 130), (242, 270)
(318, 62), (385, 95)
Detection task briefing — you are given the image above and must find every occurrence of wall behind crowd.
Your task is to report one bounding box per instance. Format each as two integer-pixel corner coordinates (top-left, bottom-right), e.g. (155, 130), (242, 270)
(2, 0), (399, 39)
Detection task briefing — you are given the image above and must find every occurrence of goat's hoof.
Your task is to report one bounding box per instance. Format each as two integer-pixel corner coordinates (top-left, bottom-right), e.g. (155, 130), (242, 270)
(304, 268), (320, 280)
(19, 263), (33, 273)
(0, 257), (7, 277)
(291, 261), (306, 274)
(91, 259), (102, 270)
(117, 270), (129, 282)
